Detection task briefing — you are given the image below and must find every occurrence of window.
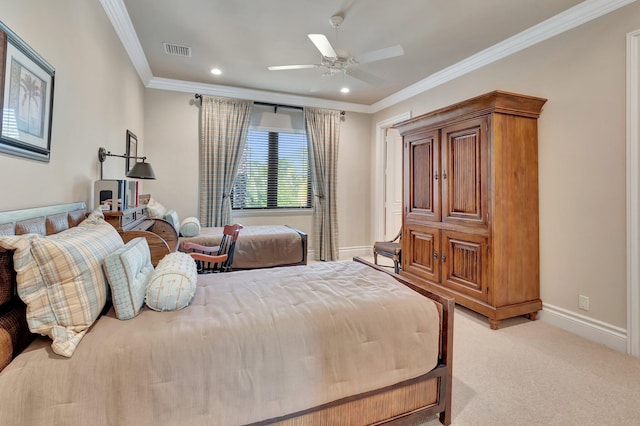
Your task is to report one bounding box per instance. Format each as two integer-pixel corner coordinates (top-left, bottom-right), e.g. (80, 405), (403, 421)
(232, 130), (311, 209)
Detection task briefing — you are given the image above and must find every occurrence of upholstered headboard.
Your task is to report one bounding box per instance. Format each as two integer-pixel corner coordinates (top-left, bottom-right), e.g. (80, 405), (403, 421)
(0, 202), (87, 371)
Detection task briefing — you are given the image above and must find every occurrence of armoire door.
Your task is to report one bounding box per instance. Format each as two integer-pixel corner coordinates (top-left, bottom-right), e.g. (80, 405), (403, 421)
(441, 230), (488, 302)
(404, 130), (440, 223)
(402, 223), (440, 284)
(441, 117), (489, 226)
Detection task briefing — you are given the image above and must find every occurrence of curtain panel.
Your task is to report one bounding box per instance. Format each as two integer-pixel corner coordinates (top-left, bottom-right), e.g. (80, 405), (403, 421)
(199, 95), (253, 227)
(304, 107), (341, 261)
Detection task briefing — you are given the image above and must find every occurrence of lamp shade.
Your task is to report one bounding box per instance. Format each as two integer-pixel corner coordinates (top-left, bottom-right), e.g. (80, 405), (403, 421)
(126, 161), (156, 179)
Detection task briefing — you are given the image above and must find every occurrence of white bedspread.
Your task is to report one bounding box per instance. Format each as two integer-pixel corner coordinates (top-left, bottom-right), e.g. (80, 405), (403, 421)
(0, 261), (440, 425)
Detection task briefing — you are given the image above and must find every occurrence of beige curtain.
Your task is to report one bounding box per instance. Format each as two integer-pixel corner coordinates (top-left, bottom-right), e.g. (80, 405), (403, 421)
(304, 107), (341, 261)
(199, 95), (253, 227)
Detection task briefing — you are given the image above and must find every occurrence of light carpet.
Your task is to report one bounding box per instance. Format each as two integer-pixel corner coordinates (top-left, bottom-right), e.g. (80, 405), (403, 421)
(416, 306), (640, 425)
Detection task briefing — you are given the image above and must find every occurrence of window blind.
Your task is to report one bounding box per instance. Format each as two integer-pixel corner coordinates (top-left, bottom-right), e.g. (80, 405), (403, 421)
(232, 130), (311, 209)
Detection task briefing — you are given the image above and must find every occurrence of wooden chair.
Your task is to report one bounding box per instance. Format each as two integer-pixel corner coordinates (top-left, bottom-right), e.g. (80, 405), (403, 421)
(183, 223), (243, 273)
(373, 229), (402, 274)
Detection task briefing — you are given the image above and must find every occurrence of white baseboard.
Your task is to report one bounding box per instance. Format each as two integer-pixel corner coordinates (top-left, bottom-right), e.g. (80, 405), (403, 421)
(539, 303), (628, 353)
(338, 246), (372, 260)
(307, 246), (372, 261)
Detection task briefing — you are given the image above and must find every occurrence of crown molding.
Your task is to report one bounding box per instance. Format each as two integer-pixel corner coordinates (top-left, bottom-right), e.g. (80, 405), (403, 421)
(102, 0), (637, 114)
(146, 77), (372, 113)
(99, 0), (153, 85)
(370, 0), (638, 112)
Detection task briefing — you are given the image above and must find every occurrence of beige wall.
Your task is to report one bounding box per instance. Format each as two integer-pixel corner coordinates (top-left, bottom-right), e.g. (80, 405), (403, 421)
(0, 0), (145, 211)
(143, 89), (372, 255)
(373, 3), (640, 328)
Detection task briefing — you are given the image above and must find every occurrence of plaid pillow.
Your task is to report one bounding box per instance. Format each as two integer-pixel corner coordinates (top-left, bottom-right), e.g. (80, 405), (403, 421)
(0, 218), (123, 357)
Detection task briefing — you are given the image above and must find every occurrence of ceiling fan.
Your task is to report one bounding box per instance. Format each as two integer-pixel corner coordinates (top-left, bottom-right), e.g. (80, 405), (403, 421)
(267, 14), (404, 85)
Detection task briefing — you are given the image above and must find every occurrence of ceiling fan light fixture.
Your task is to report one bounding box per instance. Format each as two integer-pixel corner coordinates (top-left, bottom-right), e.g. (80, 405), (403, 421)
(211, 68), (222, 75)
(340, 87), (350, 94)
(329, 15), (344, 29)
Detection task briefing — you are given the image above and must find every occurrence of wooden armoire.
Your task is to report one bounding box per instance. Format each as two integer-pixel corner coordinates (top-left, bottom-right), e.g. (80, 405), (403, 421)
(395, 91), (547, 329)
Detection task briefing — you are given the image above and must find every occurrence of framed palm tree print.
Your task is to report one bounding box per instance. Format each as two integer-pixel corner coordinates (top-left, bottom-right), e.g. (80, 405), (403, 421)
(0, 21), (55, 162)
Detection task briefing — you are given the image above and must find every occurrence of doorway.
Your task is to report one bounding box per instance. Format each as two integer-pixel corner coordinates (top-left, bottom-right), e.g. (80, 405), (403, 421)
(374, 112), (410, 242)
(384, 127), (403, 240)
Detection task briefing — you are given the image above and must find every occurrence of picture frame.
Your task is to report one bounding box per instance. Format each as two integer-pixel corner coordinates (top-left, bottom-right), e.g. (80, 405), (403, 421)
(0, 21), (55, 162)
(126, 130), (137, 173)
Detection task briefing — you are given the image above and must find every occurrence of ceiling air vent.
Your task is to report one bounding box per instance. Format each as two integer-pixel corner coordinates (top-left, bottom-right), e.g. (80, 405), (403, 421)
(163, 43), (191, 57)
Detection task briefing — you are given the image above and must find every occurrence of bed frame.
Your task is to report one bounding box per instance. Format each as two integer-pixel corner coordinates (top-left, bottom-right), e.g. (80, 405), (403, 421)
(0, 202), (454, 425)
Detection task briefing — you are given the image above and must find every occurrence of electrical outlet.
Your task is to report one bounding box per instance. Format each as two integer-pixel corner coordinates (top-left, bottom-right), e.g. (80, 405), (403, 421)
(578, 295), (589, 311)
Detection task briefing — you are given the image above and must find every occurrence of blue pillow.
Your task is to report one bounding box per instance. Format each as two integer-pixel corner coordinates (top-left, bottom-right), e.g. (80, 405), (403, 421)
(104, 237), (154, 320)
(164, 209), (180, 231)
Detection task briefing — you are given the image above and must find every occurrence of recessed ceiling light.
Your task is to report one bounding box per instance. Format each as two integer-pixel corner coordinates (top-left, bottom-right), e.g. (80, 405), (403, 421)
(211, 68), (222, 75)
(340, 87), (350, 94)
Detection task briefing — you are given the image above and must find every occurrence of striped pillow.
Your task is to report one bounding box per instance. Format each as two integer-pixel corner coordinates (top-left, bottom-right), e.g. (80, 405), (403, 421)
(0, 218), (123, 357)
(104, 237), (154, 320)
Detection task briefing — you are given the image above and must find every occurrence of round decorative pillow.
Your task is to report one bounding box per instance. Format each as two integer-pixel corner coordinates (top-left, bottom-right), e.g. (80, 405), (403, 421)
(145, 252), (197, 312)
(180, 217), (201, 237)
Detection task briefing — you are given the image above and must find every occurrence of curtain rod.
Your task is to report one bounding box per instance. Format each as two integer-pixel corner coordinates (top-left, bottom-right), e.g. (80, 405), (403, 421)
(194, 94), (345, 116)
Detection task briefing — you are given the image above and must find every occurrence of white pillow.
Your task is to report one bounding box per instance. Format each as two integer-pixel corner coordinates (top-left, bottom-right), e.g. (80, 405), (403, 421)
(0, 217), (124, 357)
(146, 198), (168, 218)
(145, 252), (197, 312)
(104, 237), (154, 320)
(180, 217), (201, 237)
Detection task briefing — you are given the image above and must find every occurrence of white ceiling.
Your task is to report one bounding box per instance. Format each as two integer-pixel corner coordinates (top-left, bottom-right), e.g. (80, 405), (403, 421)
(106, 0), (629, 111)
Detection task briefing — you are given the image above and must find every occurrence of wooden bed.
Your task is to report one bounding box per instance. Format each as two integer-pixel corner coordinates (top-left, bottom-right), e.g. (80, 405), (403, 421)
(179, 224), (308, 269)
(0, 202), (453, 425)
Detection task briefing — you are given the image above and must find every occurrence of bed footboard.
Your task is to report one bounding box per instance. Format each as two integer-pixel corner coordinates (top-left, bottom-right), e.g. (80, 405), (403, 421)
(285, 225), (307, 266)
(253, 368), (447, 426)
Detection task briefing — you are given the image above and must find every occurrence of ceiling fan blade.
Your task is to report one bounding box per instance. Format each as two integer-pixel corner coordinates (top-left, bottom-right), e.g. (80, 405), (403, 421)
(308, 34), (337, 58)
(268, 64), (316, 71)
(355, 45), (404, 64)
(348, 68), (385, 86)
